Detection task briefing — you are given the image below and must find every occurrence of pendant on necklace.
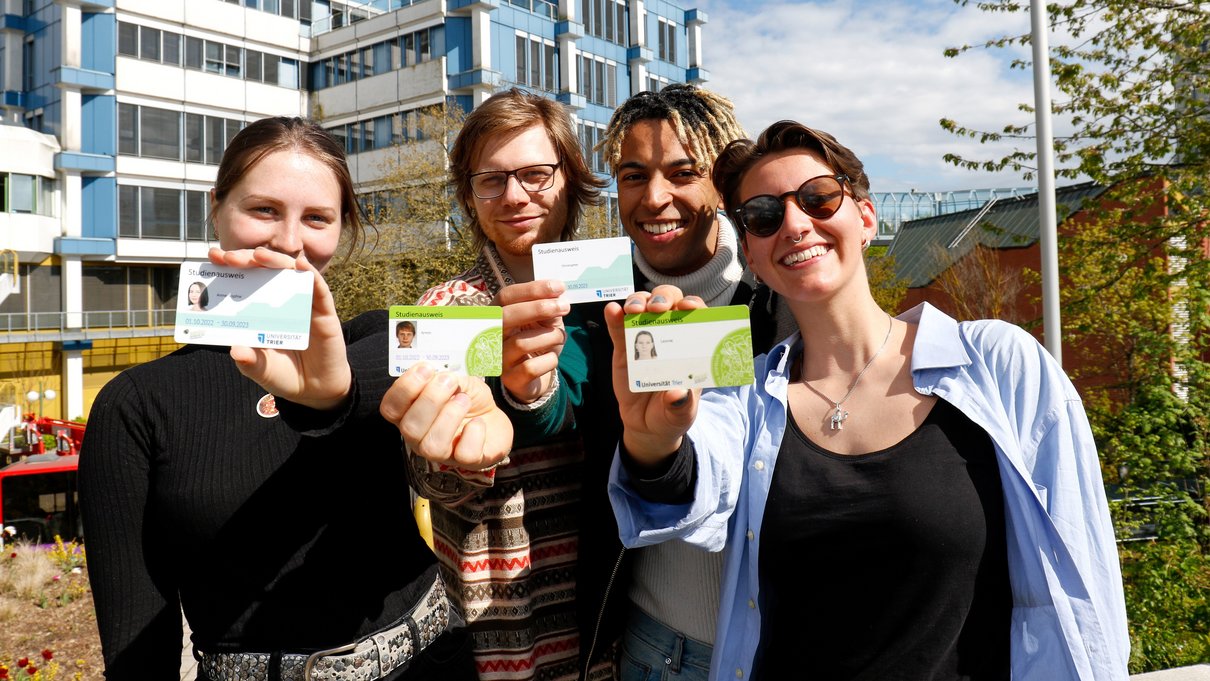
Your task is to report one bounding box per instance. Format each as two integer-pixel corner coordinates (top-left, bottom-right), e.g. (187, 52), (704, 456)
(830, 404), (849, 430)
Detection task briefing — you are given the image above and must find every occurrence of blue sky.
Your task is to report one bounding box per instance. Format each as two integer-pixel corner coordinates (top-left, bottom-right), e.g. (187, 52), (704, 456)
(695, 0), (1047, 192)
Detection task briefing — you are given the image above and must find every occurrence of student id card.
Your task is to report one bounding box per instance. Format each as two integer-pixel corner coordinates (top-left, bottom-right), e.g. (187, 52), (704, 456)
(174, 262), (314, 349)
(624, 305), (755, 392)
(532, 236), (635, 304)
(388, 305), (503, 377)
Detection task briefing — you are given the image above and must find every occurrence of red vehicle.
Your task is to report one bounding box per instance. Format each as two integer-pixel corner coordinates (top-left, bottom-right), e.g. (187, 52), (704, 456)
(0, 415), (85, 543)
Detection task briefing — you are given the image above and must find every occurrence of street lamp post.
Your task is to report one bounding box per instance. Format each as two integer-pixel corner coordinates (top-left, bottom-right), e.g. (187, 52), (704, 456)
(25, 384), (56, 419)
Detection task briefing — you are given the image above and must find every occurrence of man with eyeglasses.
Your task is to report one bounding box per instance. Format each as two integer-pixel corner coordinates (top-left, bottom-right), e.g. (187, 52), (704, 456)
(593, 84), (796, 681)
(406, 88), (622, 681)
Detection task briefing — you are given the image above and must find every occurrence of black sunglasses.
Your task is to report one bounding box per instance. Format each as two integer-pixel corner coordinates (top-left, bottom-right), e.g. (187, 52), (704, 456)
(733, 174), (851, 238)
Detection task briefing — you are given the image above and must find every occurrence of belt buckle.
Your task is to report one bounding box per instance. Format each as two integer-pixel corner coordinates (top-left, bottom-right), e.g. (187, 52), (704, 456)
(303, 640), (360, 681)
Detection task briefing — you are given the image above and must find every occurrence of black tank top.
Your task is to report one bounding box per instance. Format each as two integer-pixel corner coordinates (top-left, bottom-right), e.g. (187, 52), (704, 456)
(754, 398), (1011, 680)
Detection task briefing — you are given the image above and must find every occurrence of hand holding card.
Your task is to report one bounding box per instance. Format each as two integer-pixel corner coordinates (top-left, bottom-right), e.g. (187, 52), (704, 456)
(495, 280), (569, 403)
(195, 248), (352, 411)
(603, 287), (706, 469)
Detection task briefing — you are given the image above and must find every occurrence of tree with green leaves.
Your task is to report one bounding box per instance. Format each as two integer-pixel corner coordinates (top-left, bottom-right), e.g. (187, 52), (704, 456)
(943, 1), (1209, 670)
(865, 245), (908, 314)
(327, 103), (477, 318)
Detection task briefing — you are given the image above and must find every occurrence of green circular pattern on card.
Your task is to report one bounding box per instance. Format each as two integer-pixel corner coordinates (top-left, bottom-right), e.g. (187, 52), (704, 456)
(465, 326), (503, 376)
(710, 328), (754, 386)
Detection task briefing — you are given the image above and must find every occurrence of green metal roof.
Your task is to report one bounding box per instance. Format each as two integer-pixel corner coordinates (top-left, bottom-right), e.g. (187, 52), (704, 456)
(887, 182), (1106, 288)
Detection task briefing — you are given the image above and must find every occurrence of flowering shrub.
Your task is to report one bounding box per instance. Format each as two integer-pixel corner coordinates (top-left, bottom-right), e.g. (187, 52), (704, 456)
(45, 538), (84, 574)
(0, 540), (93, 680)
(0, 649), (61, 679)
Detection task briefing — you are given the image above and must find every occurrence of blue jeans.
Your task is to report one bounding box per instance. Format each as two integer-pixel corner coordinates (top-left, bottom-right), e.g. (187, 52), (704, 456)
(619, 607), (713, 681)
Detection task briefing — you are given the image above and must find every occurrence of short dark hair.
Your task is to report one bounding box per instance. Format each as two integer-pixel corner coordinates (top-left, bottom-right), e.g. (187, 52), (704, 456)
(395, 320), (415, 334)
(211, 116), (367, 258)
(712, 120), (871, 229)
(449, 89), (606, 250)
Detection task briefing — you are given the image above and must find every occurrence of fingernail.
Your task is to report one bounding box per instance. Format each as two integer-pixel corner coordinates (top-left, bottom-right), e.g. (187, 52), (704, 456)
(436, 372), (456, 388)
(549, 280), (566, 294)
(411, 363), (434, 380)
(671, 394), (689, 407)
(651, 295), (667, 304)
(625, 298), (644, 308)
(452, 392), (471, 408)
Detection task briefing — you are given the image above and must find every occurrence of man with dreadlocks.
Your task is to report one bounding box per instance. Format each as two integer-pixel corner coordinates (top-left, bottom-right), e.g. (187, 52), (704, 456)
(597, 84), (795, 679)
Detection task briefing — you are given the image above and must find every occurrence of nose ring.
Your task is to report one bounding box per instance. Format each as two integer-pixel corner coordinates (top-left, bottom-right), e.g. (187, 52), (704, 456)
(791, 233), (805, 244)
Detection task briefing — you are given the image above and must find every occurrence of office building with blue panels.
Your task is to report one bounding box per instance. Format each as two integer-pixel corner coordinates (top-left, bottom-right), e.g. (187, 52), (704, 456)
(0, 0), (706, 423)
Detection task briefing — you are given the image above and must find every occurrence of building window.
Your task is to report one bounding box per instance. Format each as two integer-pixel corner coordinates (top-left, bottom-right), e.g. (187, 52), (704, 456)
(578, 121), (607, 174)
(117, 104), (242, 166)
(311, 26), (442, 91)
(81, 265), (184, 326)
(119, 185), (138, 237)
(657, 17), (677, 63)
(163, 32), (181, 66)
(186, 190), (208, 240)
(514, 34), (557, 92)
(140, 107), (182, 160)
(647, 75), (670, 92)
(246, 50), (263, 82)
(185, 113), (204, 163)
(7, 173), (33, 213)
(224, 45), (242, 77)
(118, 186), (210, 240)
(204, 40), (223, 73)
(141, 187), (182, 239)
(22, 37), (34, 91)
(118, 103), (138, 155)
(582, 0), (625, 45)
(577, 54), (617, 107)
(0, 173), (54, 216)
(185, 36), (203, 69)
(118, 22), (138, 57)
(0, 263), (63, 326)
(139, 26), (161, 61)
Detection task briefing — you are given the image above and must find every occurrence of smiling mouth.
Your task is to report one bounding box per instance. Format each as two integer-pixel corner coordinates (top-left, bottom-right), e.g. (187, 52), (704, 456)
(641, 221), (683, 236)
(782, 244), (829, 265)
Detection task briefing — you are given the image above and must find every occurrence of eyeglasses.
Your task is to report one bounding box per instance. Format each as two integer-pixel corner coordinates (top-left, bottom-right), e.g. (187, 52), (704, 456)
(469, 163), (561, 199)
(733, 174), (851, 238)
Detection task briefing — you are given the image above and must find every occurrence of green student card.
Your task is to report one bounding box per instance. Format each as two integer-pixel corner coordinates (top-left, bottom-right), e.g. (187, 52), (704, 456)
(388, 305), (503, 377)
(623, 305), (755, 392)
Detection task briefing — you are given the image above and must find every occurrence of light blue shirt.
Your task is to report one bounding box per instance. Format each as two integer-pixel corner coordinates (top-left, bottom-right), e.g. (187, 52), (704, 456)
(610, 303), (1129, 681)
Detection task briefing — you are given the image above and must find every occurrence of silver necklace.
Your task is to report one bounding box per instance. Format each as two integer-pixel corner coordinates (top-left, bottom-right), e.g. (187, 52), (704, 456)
(804, 313), (894, 431)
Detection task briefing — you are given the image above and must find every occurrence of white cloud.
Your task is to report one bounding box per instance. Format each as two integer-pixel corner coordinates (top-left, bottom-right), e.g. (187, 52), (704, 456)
(694, 0), (1051, 191)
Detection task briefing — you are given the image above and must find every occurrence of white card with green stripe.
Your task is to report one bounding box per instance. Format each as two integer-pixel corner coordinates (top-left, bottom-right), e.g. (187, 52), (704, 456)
(174, 262), (314, 350)
(388, 306), (503, 377)
(623, 305), (754, 392)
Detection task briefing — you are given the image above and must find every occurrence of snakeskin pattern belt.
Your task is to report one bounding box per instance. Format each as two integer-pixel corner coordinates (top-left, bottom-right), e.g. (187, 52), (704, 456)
(199, 573), (451, 681)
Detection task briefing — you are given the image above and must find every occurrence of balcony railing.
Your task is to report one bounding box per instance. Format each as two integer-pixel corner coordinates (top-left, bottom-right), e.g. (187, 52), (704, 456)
(0, 309), (177, 342)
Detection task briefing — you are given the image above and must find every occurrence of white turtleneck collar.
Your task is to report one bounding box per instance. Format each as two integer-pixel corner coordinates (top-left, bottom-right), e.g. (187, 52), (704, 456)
(633, 213), (744, 307)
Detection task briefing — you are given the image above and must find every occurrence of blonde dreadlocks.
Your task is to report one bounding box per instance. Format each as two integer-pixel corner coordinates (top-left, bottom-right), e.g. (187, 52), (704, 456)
(598, 84), (746, 177)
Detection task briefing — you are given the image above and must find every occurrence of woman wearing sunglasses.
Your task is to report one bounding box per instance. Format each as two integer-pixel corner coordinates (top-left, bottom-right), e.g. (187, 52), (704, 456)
(604, 121), (1128, 680)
